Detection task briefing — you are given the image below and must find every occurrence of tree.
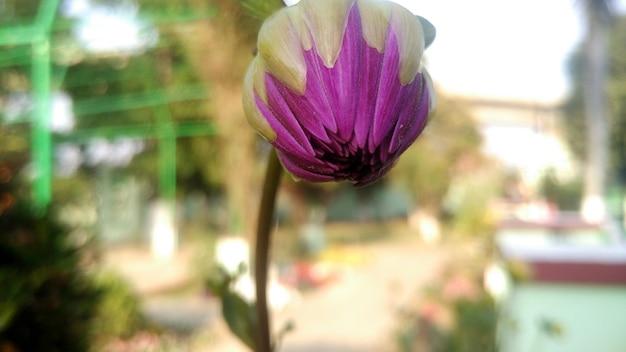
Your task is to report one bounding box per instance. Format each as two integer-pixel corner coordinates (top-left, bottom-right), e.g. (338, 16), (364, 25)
(608, 16), (626, 184)
(564, 11), (626, 219)
(166, 0), (282, 235)
(577, 0), (614, 222)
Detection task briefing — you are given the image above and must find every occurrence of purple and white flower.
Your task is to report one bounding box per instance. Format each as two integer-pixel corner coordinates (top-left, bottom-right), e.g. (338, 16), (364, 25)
(243, 0), (436, 186)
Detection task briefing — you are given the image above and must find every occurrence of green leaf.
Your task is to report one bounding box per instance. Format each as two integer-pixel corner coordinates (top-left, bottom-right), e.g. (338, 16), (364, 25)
(222, 291), (258, 350)
(418, 16), (436, 49)
(239, 0), (285, 21)
(274, 320), (296, 351)
(205, 265), (232, 296)
(0, 304), (17, 332)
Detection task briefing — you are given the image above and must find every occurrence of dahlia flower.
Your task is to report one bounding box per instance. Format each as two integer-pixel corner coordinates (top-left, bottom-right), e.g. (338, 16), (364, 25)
(243, 0), (436, 186)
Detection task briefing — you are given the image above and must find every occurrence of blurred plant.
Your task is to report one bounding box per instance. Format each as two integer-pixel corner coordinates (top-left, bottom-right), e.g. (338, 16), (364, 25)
(205, 262), (297, 351)
(563, 5), (625, 219)
(446, 296), (497, 352)
(0, 0), (41, 24)
(0, 127), (29, 158)
(238, 0), (284, 20)
(0, 152), (148, 351)
(390, 94), (484, 217)
(205, 264), (258, 350)
(394, 272), (497, 352)
(505, 260), (534, 283)
(0, 156), (102, 352)
(538, 169), (583, 211)
(444, 166), (501, 239)
(577, 0), (614, 220)
(62, 32), (215, 188)
(90, 271), (145, 347)
(172, 0), (269, 234)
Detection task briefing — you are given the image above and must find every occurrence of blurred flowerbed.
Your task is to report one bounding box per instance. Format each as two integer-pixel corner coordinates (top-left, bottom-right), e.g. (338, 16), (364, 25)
(392, 242), (498, 352)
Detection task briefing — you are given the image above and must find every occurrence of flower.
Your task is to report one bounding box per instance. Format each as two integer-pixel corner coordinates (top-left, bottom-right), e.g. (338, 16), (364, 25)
(243, 0), (436, 186)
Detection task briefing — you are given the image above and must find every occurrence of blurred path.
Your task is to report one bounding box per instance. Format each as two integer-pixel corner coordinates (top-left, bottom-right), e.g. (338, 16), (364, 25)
(208, 239), (449, 351)
(274, 240), (448, 352)
(106, 238), (449, 351)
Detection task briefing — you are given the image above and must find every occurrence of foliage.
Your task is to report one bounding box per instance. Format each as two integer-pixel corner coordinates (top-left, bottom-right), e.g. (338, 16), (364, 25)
(607, 15), (626, 183)
(0, 126), (29, 164)
(563, 14), (626, 184)
(445, 297), (498, 352)
(61, 28), (215, 191)
(238, 0), (284, 21)
(173, 0), (267, 233)
(444, 168), (501, 238)
(205, 265), (257, 350)
(0, 153), (149, 352)
(63, 36), (209, 128)
(394, 273), (498, 352)
(0, 0), (41, 25)
(538, 169), (583, 211)
(389, 92), (484, 214)
(84, 0), (271, 232)
(2, 0), (269, 230)
(0, 158), (102, 352)
(325, 181), (412, 222)
(90, 271), (145, 345)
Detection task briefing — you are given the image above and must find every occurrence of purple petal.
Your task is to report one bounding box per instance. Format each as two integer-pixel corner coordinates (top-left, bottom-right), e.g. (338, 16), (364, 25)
(320, 4), (363, 141)
(255, 91), (314, 158)
(390, 75), (430, 155)
(249, 0), (434, 186)
(354, 44), (384, 149)
(387, 73), (425, 153)
(277, 150), (336, 182)
(369, 28), (403, 153)
(270, 71), (332, 144)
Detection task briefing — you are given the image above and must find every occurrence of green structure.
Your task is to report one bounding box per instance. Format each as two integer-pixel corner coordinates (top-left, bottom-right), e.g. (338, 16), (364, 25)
(0, 0), (60, 207)
(0, 0), (216, 210)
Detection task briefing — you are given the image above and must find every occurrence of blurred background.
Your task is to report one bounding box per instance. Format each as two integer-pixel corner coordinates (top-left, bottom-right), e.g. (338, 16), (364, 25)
(1, 0), (626, 351)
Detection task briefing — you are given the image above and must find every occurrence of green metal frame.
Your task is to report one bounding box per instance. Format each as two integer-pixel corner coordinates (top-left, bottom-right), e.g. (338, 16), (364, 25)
(0, 1), (217, 209)
(0, 0), (61, 207)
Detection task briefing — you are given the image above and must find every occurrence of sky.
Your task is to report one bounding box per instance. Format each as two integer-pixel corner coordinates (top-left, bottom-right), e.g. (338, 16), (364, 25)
(63, 0), (157, 53)
(393, 0), (626, 103)
(64, 0), (626, 104)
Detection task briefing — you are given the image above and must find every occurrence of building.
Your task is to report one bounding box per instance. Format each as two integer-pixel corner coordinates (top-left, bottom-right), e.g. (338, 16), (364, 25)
(490, 215), (626, 352)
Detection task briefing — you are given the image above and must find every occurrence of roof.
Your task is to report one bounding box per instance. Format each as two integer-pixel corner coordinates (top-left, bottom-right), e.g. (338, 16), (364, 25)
(496, 214), (626, 285)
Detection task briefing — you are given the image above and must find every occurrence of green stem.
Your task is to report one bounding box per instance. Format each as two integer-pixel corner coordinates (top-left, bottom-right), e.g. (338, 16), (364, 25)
(255, 148), (282, 352)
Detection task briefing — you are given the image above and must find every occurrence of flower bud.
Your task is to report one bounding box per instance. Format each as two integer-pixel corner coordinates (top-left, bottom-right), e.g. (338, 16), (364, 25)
(243, 0), (436, 186)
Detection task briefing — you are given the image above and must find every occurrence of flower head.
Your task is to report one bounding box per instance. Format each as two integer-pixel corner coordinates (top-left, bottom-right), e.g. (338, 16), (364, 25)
(243, 0), (436, 186)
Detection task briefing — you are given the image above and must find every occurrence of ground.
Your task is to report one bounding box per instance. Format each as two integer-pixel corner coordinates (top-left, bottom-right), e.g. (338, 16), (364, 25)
(104, 227), (450, 351)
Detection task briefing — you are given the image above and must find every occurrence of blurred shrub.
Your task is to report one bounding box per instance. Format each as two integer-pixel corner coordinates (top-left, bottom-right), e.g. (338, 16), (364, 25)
(90, 271), (145, 346)
(444, 168), (501, 239)
(445, 296), (497, 352)
(326, 182), (412, 222)
(394, 270), (498, 352)
(538, 170), (582, 211)
(0, 157), (144, 351)
(390, 94), (484, 215)
(0, 202), (102, 352)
